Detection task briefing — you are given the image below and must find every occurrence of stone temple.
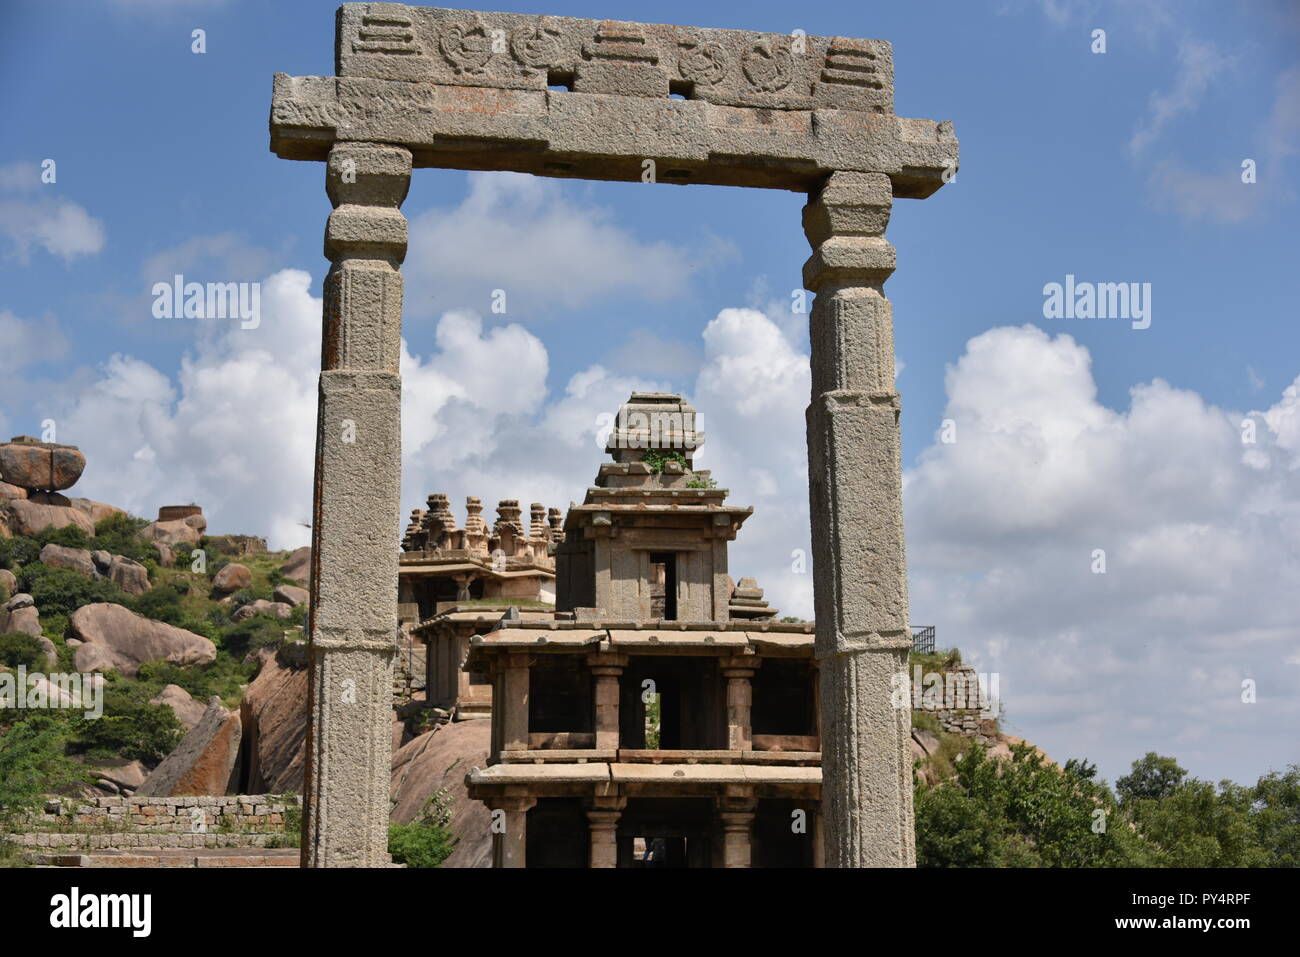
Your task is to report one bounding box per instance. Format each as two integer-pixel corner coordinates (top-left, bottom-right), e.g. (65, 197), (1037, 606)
(420, 393), (822, 867)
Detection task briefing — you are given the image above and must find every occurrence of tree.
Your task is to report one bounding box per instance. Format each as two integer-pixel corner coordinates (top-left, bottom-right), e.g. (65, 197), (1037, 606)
(0, 716), (86, 830)
(1250, 766), (1300, 868)
(1117, 752), (1187, 803)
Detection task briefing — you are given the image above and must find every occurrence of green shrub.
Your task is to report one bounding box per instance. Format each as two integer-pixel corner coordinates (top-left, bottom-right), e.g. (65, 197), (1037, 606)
(0, 633), (45, 669)
(67, 679), (183, 764)
(0, 536), (40, 571)
(18, 564), (129, 619)
(388, 790), (456, 868)
(642, 449), (687, 474)
(218, 614), (287, 659)
(137, 654), (255, 705)
(91, 513), (154, 564)
(129, 583), (199, 630)
(0, 716), (87, 829)
(38, 525), (91, 551)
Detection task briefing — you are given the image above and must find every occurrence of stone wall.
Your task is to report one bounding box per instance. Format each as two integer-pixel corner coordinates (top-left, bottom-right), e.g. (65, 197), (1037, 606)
(29, 794), (300, 837)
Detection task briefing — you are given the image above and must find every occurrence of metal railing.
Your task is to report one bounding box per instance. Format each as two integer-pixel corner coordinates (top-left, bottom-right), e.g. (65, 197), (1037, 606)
(911, 625), (936, 655)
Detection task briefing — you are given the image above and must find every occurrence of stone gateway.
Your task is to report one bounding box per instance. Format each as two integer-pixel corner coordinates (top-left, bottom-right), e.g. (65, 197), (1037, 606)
(268, 3), (957, 867)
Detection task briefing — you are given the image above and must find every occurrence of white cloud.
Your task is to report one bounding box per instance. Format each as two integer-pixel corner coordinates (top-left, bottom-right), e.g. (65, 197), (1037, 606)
(1130, 38), (1234, 159)
(53, 270), (320, 547)
(0, 162), (105, 262)
(31, 252), (1300, 784)
(0, 198), (105, 264)
(404, 172), (730, 319)
(905, 324), (1300, 783)
(0, 309), (67, 376)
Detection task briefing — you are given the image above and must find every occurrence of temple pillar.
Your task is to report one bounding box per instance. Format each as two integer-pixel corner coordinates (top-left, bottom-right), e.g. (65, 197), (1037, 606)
(718, 794), (757, 868)
(588, 651), (627, 750)
(720, 656), (759, 751)
(490, 795), (536, 868)
(301, 142), (411, 867)
(501, 651), (531, 751)
(586, 796), (626, 868)
(803, 170), (916, 868)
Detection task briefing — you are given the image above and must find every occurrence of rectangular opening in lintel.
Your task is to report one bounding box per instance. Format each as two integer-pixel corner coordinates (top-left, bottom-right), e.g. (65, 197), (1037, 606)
(668, 80), (695, 100)
(547, 69), (575, 91)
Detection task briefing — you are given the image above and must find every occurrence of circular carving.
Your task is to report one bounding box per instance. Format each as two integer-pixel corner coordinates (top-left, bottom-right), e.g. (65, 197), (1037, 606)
(678, 41), (729, 85)
(742, 39), (792, 92)
(511, 24), (561, 75)
(440, 21), (494, 75)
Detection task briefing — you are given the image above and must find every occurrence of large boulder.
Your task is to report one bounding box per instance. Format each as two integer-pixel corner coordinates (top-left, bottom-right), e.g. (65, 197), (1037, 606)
(4, 499), (95, 537)
(0, 436), (85, 491)
(107, 555), (151, 596)
(39, 542), (97, 578)
(2, 594), (43, 638)
(212, 562), (251, 594)
(150, 684), (207, 730)
(280, 546), (310, 584)
(91, 759), (148, 794)
(0, 481), (26, 500)
(391, 719), (493, 868)
(207, 534), (268, 555)
(232, 599), (293, 622)
(140, 519), (202, 548)
(273, 584), (309, 607)
(239, 649), (309, 793)
(37, 635), (57, 670)
(68, 498), (124, 525)
(136, 697), (241, 797)
(69, 603), (216, 677)
(0, 568), (16, 597)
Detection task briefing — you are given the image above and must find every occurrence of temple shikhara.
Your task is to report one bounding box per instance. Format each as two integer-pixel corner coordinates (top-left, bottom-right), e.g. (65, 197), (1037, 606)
(408, 393), (820, 867)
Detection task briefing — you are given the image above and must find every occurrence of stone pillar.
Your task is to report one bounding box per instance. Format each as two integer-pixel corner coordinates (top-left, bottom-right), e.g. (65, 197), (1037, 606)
(803, 170), (916, 868)
(586, 796), (626, 868)
(719, 656), (759, 751)
(718, 794), (757, 868)
(501, 652), (531, 752)
(490, 795), (536, 868)
(588, 651), (626, 750)
(301, 142), (411, 868)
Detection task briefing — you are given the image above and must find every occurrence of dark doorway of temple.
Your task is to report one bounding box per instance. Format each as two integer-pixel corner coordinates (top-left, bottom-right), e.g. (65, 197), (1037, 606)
(617, 798), (714, 868)
(648, 552), (678, 620)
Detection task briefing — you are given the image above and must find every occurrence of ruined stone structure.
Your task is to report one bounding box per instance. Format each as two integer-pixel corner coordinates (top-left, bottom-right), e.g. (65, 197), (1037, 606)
(269, 3), (956, 867)
(466, 393), (814, 867)
(401, 494), (560, 717)
(400, 494), (559, 612)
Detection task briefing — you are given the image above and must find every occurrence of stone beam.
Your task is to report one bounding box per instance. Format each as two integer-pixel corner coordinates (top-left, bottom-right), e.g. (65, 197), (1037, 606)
(269, 5), (957, 195)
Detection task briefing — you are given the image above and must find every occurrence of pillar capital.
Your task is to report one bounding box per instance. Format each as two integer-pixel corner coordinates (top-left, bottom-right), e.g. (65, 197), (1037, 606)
(326, 142), (413, 209)
(802, 170), (895, 293)
(719, 654), (761, 678)
(587, 650), (629, 675)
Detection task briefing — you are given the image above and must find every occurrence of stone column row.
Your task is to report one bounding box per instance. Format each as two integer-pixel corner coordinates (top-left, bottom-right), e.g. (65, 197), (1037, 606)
(302, 143), (412, 867)
(803, 171), (916, 868)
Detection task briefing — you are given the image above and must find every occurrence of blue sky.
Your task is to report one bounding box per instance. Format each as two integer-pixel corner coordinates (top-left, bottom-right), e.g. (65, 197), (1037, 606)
(2, 0), (1298, 786)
